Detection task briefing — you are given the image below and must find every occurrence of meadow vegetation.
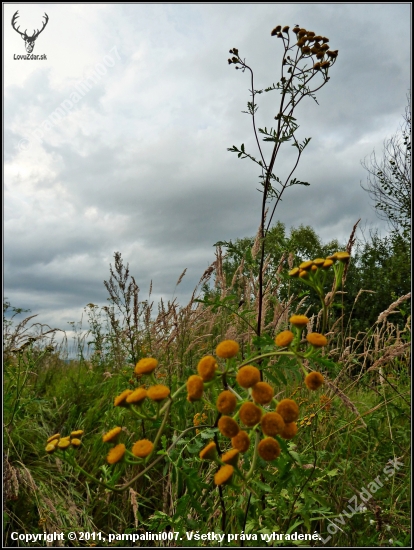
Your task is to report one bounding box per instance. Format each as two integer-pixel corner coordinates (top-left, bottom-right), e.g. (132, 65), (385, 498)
(4, 24), (410, 547)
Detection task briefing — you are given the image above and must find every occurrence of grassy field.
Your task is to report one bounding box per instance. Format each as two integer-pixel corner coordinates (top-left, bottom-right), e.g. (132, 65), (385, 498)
(3, 247), (411, 547)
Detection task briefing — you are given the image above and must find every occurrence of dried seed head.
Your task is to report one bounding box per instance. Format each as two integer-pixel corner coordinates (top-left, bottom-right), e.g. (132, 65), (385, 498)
(322, 37), (329, 43)
(251, 382), (274, 405)
(218, 416), (240, 438)
(231, 430), (251, 452)
(197, 355), (218, 381)
(186, 375), (204, 402)
(276, 399), (299, 423)
(239, 402), (263, 427)
(236, 366), (261, 388)
(280, 422), (298, 440)
(216, 390), (237, 415)
(282, 25), (290, 33)
(298, 29), (307, 38)
(261, 412), (285, 437)
(302, 46), (311, 54)
(305, 371), (324, 390)
(258, 437), (281, 461)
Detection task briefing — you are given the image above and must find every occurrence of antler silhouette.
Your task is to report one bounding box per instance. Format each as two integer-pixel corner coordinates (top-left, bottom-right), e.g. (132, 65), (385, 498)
(11, 11), (49, 53)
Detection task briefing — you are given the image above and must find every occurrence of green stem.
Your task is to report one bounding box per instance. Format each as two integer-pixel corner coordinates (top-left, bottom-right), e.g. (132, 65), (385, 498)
(245, 431), (261, 481)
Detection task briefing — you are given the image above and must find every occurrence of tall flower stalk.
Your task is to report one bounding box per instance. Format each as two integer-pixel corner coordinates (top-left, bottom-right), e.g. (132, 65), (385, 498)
(227, 25), (339, 336)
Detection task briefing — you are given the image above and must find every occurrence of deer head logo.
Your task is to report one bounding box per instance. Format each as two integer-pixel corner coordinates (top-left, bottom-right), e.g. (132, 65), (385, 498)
(11, 11), (49, 53)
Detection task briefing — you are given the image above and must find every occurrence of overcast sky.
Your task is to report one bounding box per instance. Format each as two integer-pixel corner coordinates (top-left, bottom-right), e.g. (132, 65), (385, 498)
(4, 3), (410, 338)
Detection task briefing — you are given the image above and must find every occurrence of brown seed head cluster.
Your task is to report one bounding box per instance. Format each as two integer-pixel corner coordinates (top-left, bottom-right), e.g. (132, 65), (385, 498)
(258, 438), (281, 461)
(261, 412), (285, 437)
(218, 416), (240, 438)
(276, 399), (299, 423)
(236, 366), (261, 388)
(251, 382), (274, 405)
(197, 355), (218, 381)
(186, 375), (204, 402)
(305, 371), (324, 390)
(231, 430), (251, 453)
(239, 402), (262, 427)
(216, 390), (237, 415)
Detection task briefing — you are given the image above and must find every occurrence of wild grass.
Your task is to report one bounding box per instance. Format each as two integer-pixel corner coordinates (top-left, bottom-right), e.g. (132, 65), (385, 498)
(3, 243), (411, 546)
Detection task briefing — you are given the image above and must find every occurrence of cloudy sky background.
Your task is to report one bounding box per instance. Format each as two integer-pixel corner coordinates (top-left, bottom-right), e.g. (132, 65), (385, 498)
(4, 3), (410, 340)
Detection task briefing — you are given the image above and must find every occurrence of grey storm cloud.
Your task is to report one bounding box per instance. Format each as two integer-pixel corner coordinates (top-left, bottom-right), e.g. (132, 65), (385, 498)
(4, 3), (409, 334)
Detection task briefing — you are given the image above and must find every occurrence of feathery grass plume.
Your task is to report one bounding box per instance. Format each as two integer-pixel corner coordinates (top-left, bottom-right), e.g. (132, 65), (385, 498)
(307, 333), (328, 347)
(305, 371), (324, 390)
(251, 382), (274, 405)
(107, 444), (126, 464)
(197, 355), (218, 381)
(276, 399), (299, 423)
(275, 330), (294, 347)
(199, 442), (217, 461)
(280, 422), (298, 440)
(376, 293), (411, 324)
(221, 449), (240, 466)
(258, 438), (281, 461)
(147, 385), (170, 402)
(214, 465), (234, 486)
(216, 390), (237, 415)
(261, 412), (285, 436)
(126, 387), (147, 404)
(231, 430), (251, 452)
(239, 402), (262, 427)
(218, 416), (240, 438)
(132, 439), (154, 458)
(236, 366), (261, 388)
(103, 427), (122, 443)
(186, 375), (204, 402)
(134, 357), (158, 375)
(216, 340), (239, 359)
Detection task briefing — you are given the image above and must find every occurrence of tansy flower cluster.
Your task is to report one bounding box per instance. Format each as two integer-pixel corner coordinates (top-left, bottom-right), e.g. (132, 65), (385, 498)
(45, 430), (84, 454)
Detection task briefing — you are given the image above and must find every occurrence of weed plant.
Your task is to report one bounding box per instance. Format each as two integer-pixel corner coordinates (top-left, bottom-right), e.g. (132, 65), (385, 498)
(4, 23), (410, 548)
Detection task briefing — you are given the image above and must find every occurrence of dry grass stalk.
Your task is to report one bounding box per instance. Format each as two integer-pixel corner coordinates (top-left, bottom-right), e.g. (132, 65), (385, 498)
(376, 293), (411, 324)
(323, 378), (368, 428)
